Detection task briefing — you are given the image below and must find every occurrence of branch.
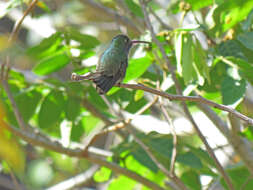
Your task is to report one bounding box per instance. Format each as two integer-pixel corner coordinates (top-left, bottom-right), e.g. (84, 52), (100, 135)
(71, 79), (253, 126)
(9, 0), (39, 43)
(6, 123), (164, 190)
(139, 1), (235, 190)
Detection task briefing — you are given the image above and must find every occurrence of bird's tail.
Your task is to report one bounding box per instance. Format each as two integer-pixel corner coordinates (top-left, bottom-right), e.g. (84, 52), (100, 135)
(93, 75), (119, 94)
(71, 72), (119, 94)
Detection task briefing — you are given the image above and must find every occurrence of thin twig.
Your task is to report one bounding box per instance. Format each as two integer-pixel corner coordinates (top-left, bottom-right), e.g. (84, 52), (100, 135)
(2, 81), (27, 130)
(159, 99), (177, 174)
(139, 1), (235, 189)
(9, 0), (39, 43)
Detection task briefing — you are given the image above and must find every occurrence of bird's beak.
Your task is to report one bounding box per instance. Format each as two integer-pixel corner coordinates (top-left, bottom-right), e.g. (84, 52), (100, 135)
(131, 40), (151, 45)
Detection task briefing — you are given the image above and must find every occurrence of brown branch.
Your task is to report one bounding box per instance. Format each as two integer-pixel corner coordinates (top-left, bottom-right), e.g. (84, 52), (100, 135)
(6, 123), (164, 190)
(115, 83), (253, 126)
(159, 100), (177, 174)
(71, 76), (253, 126)
(139, 1), (235, 190)
(9, 0), (39, 43)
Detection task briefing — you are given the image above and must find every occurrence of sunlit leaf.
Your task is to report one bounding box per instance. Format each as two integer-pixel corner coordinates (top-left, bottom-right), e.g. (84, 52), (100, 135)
(94, 167), (111, 182)
(33, 52), (70, 75)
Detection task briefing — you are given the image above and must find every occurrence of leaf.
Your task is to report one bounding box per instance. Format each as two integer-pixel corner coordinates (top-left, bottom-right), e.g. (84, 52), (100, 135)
(64, 95), (81, 121)
(38, 90), (65, 129)
(16, 89), (42, 122)
(193, 39), (210, 84)
(66, 29), (100, 49)
(33, 52), (70, 75)
(94, 167), (111, 182)
(221, 166), (253, 190)
(185, 0), (212, 10)
(70, 120), (85, 142)
(134, 90), (144, 101)
(27, 32), (63, 60)
(237, 32), (253, 51)
(223, 57), (253, 84)
(175, 32), (197, 84)
(131, 147), (158, 172)
(177, 152), (203, 169)
(124, 56), (152, 82)
(124, 0), (144, 18)
(108, 176), (136, 190)
(221, 76), (246, 106)
(211, 0), (253, 34)
(181, 170), (201, 190)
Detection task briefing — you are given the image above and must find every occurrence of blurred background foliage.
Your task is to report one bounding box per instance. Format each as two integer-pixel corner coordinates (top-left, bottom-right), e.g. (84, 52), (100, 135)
(1, 0), (253, 190)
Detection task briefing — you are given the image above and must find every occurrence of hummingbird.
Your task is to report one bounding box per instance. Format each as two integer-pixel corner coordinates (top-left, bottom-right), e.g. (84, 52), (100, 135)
(71, 34), (150, 94)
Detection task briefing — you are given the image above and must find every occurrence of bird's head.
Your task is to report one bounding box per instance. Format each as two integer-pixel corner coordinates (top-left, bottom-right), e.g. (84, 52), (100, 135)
(111, 34), (150, 53)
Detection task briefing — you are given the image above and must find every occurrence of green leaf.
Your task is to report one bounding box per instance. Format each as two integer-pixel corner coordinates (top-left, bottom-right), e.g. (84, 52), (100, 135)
(193, 39), (210, 84)
(237, 32), (253, 51)
(212, 0), (253, 34)
(223, 57), (253, 84)
(16, 89), (42, 122)
(64, 95), (81, 121)
(66, 29), (100, 49)
(94, 167), (111, 182)
(38, 90), (65, 128)
(124, 0), (144, 18)
(134, 90), (144, 101)
(108, 176), (136, 190)
(185, 0), (212, 10)
(177, 152), (203, 169)
(175, 32), (197, 84)
(70, 120), (85, 142)
(27, 32), (63, 60)
(33, 52), (70, 75)
(124, 57), (152, 82)
(221, 166), (253, 190)
(221, 76), (246, 106)
(240, 127), (253, 141)
(181, 170), (201, 190)
(131, 147), (158, 172)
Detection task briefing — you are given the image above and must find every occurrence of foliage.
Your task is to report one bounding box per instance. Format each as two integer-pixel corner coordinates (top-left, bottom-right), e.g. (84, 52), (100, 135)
(1, 0), (253, 190)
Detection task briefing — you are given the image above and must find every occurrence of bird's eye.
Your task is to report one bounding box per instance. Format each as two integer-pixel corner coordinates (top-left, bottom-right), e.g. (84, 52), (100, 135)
(124, 38), (128, 43)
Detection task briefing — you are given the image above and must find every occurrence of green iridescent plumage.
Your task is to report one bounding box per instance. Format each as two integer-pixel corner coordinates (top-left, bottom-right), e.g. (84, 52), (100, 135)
(73, 34), (149, 94)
